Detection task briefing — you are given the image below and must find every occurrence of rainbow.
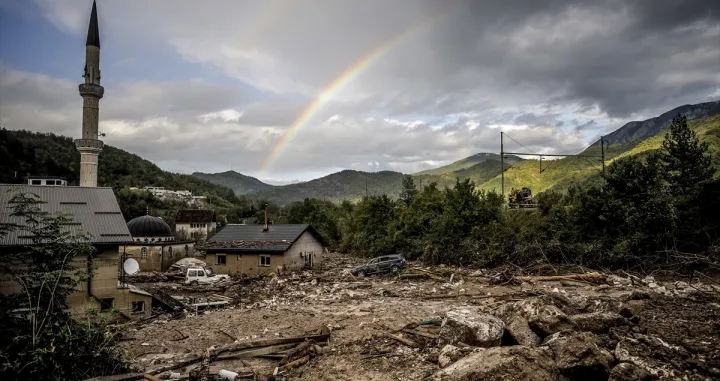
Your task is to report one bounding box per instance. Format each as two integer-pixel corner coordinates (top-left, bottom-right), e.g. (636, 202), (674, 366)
(260, 4), (460, 172)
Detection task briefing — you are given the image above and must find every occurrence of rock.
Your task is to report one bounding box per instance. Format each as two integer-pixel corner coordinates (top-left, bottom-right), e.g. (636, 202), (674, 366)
(609, 362), (653, 381)
(433, 346), (561, 381)
(529, 314), (577, 338)
(438, 309), (505, 348)
(493, 296), (567, 323)
(607, 275), (632, 286)
(627, 291), (651, 300)
(545, 332), (615, 381)
(570, 312), (626, 333)
(438, 344), (479, 368)
(506, 316), (541, 346)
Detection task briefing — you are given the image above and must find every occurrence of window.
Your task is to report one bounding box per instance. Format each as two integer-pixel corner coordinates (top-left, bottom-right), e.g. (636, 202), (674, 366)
(168, 246), (173, 258)
(189, 270), (197, 277)
(131, 301), (145, 314)
(216, 254), (226, 265)
(140, 247), (148, 259)
(99, 298), (114, 312)
(46, 180), (55, 185)
(259, 255), (271, 267)
(31, 180), (41, 185)
(197, 270), (205, 276)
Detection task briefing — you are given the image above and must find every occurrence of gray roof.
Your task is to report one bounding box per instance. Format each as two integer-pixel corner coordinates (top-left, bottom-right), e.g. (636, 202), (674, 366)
(205, 224), (322, 252)
(0, 184), (131, 246)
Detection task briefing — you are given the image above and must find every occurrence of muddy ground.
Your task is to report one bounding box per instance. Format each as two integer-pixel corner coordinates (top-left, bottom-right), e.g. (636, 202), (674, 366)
(115, 253), (720, 381)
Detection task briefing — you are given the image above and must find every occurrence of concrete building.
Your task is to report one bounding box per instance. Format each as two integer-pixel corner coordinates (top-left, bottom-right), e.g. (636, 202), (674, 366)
(27, 176), (68, 186)
(75, 0), (104, 188)
(121, 213), (195, 272)
(0, 184), (152, 320)
(204, 224), (324, 276)
(175, 209), (217, 241)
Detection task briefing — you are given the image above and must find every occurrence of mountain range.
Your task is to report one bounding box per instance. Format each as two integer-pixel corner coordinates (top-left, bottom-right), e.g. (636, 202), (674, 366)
(192, 100), (720, 204)
(2, 100), (718, 206)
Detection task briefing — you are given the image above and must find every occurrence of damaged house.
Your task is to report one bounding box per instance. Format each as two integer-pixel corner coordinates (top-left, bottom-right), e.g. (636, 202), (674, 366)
(204, 223), (324, 276)
(174, 209), (217, 242)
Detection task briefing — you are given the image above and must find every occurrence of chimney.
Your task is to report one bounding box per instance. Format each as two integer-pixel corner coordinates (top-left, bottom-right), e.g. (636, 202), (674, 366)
(263, 205), (269, 231)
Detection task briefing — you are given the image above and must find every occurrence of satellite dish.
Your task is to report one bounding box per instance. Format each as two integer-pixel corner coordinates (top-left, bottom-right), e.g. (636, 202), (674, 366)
(123, 258), (139, 275)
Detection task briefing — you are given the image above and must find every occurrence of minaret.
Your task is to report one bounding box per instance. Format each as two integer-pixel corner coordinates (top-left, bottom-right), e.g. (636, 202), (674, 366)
(75, 0), (104, 187)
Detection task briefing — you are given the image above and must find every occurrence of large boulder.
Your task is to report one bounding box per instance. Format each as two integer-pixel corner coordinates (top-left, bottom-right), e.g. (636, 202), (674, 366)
(529, 314), (577, 338)
(570, 312), (627, 334)
(544, 332), (615, 381)
(438, 345), (480, 368)
(438, 309), (505, 348)
(506, 316), (541, 346)
(493, 296), (568, 323)
(432, 346), (561, 381)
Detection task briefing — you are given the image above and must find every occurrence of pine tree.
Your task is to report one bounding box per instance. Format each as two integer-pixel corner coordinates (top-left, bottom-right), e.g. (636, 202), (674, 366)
(659, 114), (713, 198)
(398, 175), (418, 206)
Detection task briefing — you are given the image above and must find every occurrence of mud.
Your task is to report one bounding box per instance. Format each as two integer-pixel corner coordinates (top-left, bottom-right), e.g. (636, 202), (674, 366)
(116, 253), (720, 380)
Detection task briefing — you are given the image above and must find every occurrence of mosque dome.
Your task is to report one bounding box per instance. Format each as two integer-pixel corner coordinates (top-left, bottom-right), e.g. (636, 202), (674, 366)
(127, 215), (173, 238)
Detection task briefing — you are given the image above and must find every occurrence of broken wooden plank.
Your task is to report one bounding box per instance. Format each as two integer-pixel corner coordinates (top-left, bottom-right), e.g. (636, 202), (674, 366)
(516, 272), (606, 283)
(143, 374), (163, 381)
(213, 332), (329, 357)
(215, 343), (300, 361)
(384, 333), (418, 347)
(401, 328), (439, 340)
(280, 340), (315, 365)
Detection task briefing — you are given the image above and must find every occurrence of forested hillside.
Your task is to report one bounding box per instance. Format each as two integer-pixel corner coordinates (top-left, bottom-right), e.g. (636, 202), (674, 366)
(192, 171), (273, 195)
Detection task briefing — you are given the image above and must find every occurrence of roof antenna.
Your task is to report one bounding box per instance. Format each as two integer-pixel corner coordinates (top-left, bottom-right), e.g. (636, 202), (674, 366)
(263, 204), (269, 232)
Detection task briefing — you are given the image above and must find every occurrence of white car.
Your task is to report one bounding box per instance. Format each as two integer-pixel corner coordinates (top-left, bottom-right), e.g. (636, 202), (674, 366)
(185, 267), (229, 285)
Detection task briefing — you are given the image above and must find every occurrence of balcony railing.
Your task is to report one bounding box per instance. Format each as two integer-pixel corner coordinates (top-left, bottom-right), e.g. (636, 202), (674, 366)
(74, 139), (104, 150)
(78, 83), (104, 98)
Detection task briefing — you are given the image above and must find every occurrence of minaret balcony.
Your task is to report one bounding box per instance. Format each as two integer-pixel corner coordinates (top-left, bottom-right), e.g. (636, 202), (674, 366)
(75, 139), (104, 151)
(79, 83), (104, 98)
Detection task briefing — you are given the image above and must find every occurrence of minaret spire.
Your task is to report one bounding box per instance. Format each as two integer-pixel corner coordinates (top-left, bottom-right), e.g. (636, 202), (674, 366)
(86, 1), (100, 48)
(75, 0), (104, 187)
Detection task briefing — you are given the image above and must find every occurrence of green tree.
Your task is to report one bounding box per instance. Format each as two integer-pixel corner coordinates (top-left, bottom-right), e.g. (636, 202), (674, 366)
(659, 115), (714, 198)
(398, 175), (418, 206)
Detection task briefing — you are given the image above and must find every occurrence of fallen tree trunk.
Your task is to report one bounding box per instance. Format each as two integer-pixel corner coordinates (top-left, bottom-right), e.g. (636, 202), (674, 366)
(515, 272), (606, 283)
(385, 333), (418, 347)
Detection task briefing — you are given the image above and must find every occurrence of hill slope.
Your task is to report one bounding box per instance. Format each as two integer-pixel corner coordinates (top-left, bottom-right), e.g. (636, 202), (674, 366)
(0, 129), (238, 203)
(603, 100), (720, 146)
(480, 115), (720, 194)
(415, 153), (523, 175)
(249, 170), (406, 204)
(192, 171), (273, 195)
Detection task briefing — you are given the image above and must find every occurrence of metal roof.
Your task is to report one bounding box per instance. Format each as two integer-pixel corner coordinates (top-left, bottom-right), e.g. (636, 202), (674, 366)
(205, 224), (322, 252)
(175, 209), (216, 223)
(0, 184), (131, 246)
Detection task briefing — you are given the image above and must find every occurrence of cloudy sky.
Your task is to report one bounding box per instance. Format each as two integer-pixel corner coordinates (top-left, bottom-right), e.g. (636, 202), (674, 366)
(1, 0), (718, 184)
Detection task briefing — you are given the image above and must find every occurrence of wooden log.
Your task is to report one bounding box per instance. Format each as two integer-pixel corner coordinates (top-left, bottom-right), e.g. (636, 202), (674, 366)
(277, 355), (310, 372)
(515, 272), (606, 283)
(280, 340), (314, 365)
(143, 375), (164, 381)
(412, 268), (446, 282)
(384, 333), (418, 347)
(401, 328), (439, 340)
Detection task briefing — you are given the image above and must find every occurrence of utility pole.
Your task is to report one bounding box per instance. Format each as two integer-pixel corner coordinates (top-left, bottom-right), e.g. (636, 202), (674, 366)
(365, 178), (368, 198)
(500, 132), (504, 202)
(539, 156), (542, 174)
(600, 136), (606, 179)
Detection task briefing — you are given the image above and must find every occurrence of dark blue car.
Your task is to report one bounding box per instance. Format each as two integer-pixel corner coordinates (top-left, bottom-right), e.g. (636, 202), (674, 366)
(350, 254), (407, 277)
